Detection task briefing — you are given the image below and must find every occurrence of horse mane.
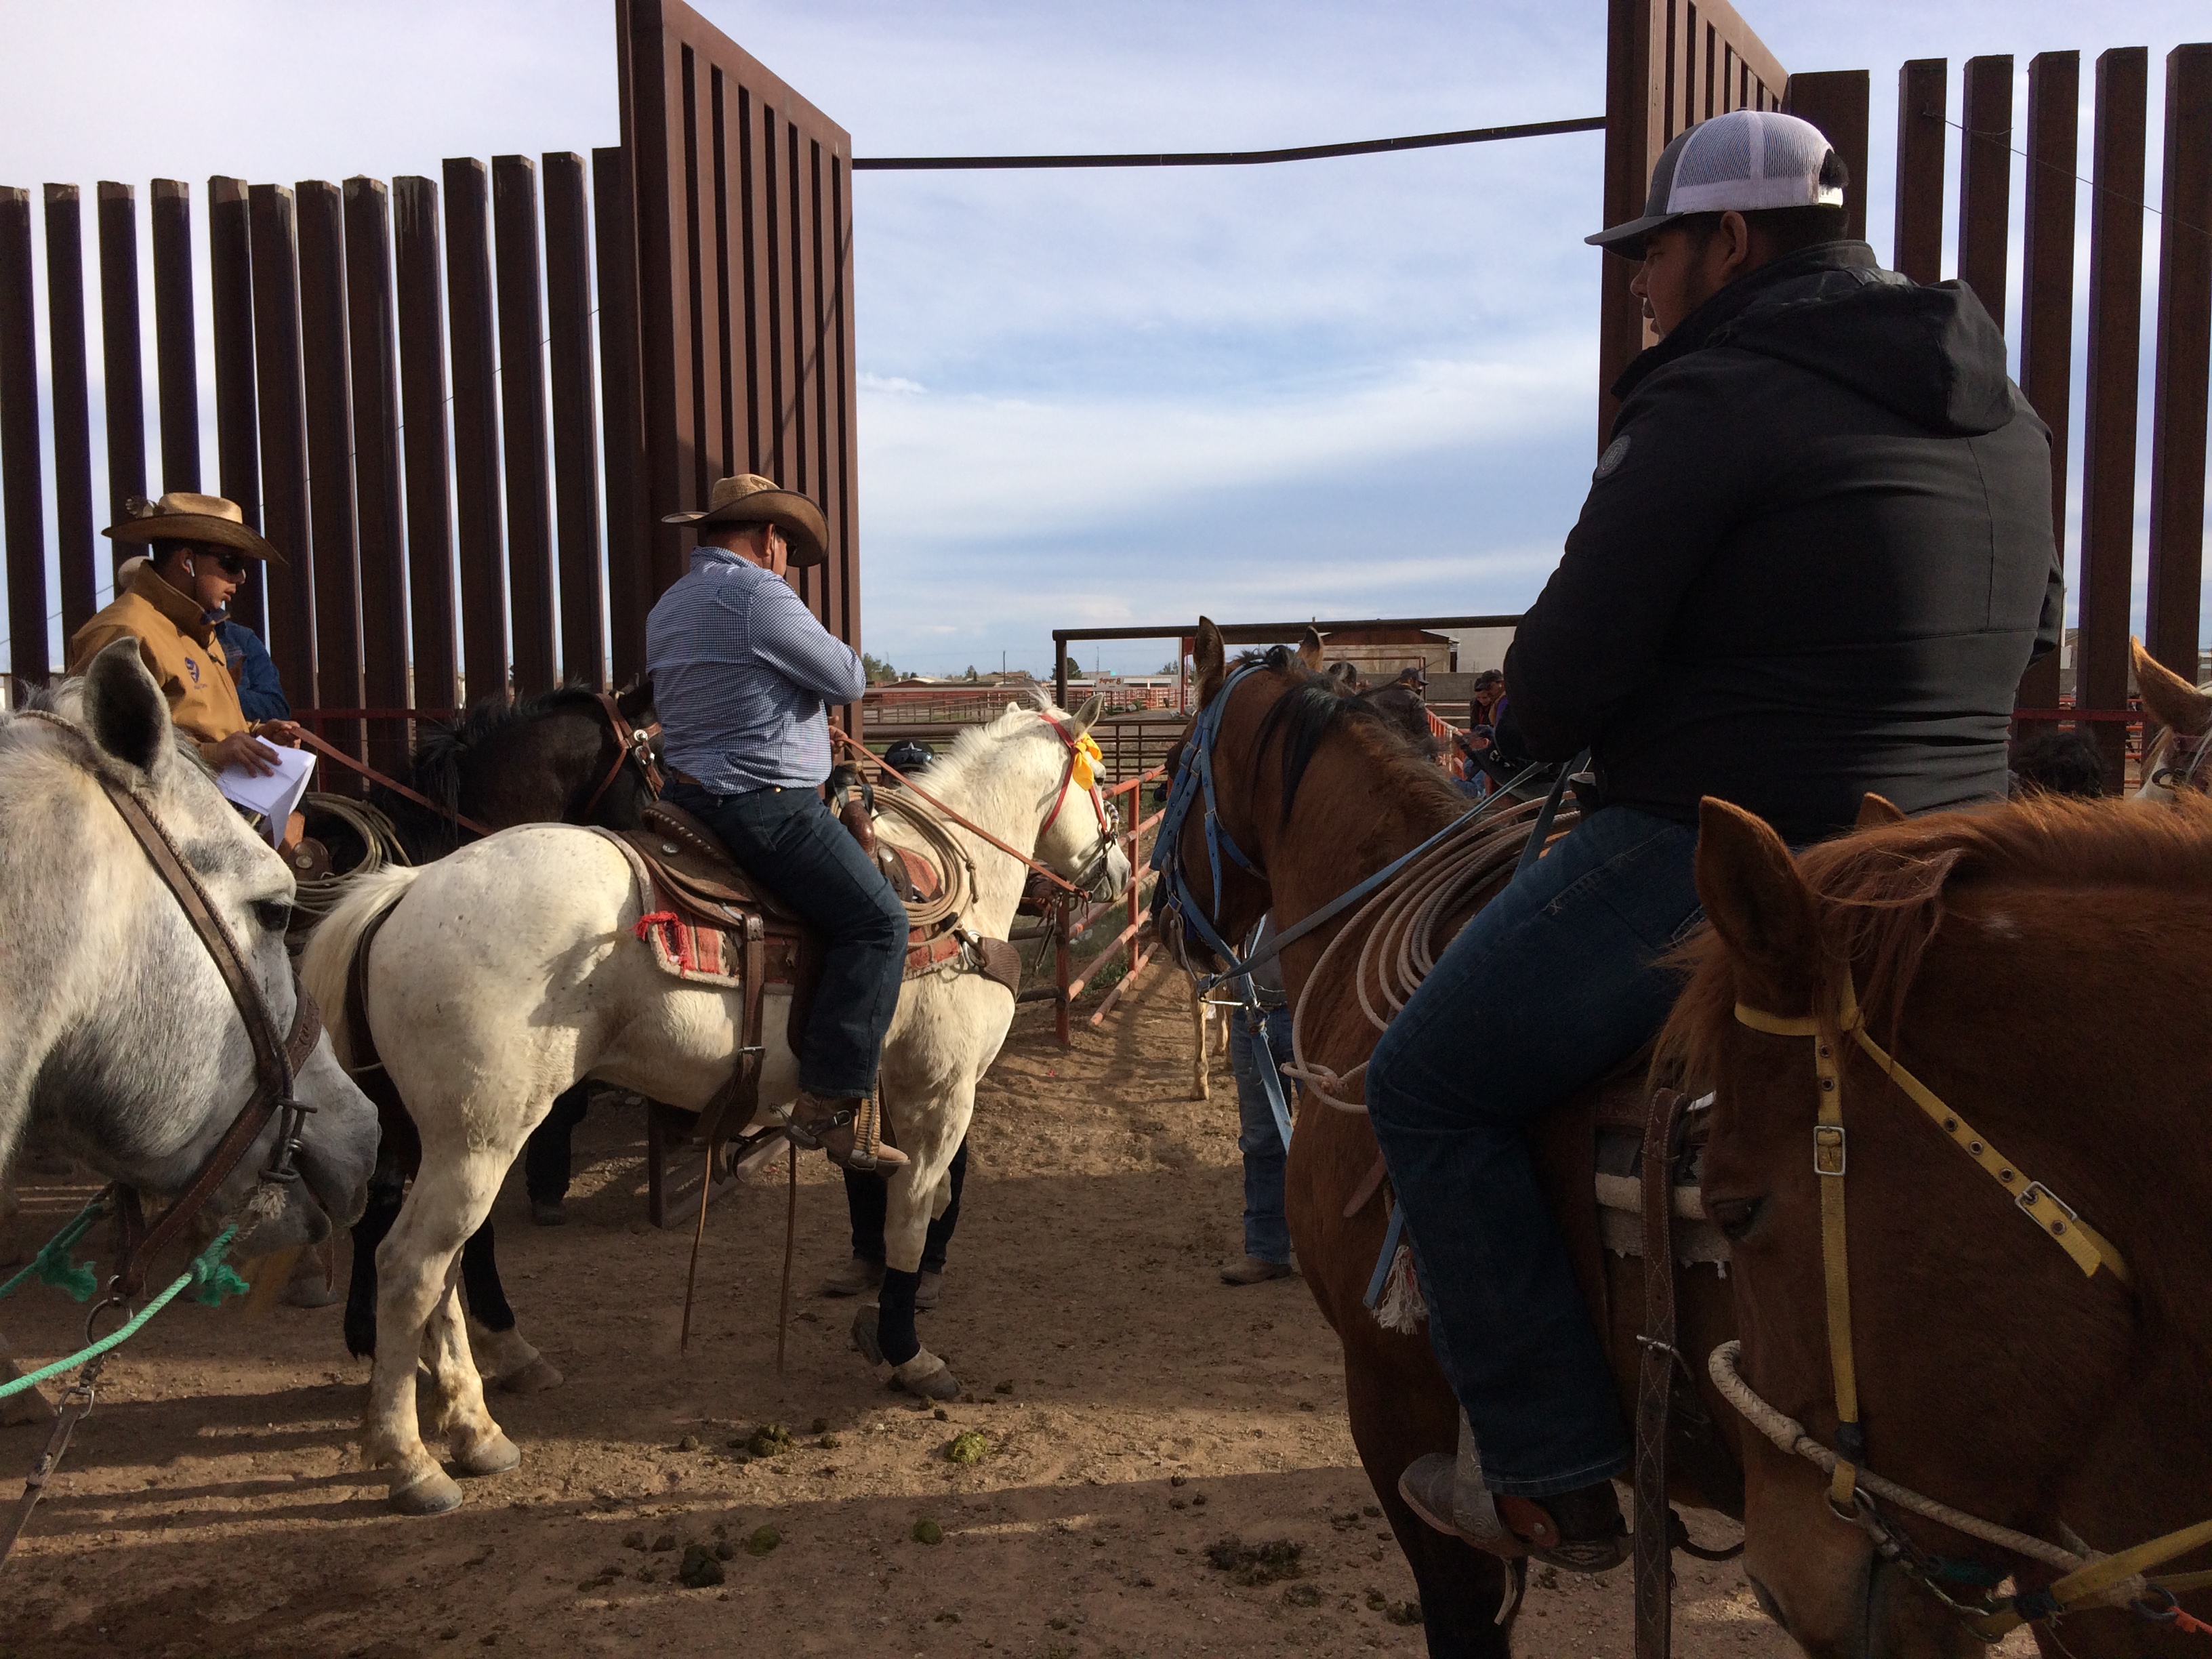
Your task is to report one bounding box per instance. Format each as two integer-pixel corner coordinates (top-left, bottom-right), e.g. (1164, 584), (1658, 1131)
(410, 684), (608, 817)
(1659, 791), (2212, 1088)
(1235, 646), (1459, 825)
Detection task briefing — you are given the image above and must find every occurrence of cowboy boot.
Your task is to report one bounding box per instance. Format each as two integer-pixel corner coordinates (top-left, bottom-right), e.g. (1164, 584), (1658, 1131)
(1399, 1412), (1626, 1573)
(785, 1091), (909, 1172)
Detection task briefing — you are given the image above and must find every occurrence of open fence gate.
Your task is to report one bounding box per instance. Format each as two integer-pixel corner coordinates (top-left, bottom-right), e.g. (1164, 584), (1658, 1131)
(1601, 1), (2212, 790)
(0, 0), (862, 775)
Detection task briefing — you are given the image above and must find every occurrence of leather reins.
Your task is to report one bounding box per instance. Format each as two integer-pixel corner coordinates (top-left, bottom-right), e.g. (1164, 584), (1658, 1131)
(1727, 974), (2212, 1639)
(22, 712), (325, 1303)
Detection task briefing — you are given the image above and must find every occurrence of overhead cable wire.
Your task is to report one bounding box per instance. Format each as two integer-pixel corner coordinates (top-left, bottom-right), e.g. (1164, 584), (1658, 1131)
(852, 115), (1606, 172)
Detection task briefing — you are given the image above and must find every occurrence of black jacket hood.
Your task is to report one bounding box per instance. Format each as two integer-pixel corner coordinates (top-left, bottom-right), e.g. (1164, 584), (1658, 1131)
(1614, 241), (2016, 436)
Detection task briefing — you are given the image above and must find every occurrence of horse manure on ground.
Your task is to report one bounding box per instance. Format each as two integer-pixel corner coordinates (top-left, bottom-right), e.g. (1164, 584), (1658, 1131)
(1204, 1537), (1303, 1586)
(651, 1533), (677, 1552)
(744, 1422), (796, 1457)
(676, 1433), (700, 1452)
(810, 1416), (830, 1433)
(678, 1544), (726, 1589)
(1282, 1583), (1328, 1607)
(912, 1517), (945, 1544)
(944, 1430), (990, 1465)
(745, 1525), (781, 1557)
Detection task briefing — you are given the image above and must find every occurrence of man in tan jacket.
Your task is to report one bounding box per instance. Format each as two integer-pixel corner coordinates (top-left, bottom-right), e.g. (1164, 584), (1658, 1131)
(69, 493), (300, 775)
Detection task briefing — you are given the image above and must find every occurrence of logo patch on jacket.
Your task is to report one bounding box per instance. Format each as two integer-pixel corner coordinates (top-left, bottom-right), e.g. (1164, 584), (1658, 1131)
(1594, 434), (1631, 480)
(186, 657), (201, 684)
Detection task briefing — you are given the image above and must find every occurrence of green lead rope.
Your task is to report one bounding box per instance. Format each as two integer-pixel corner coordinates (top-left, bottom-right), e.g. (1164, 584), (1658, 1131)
(0, 1224), (251, 1402)
(0, 1195), (110, 1305)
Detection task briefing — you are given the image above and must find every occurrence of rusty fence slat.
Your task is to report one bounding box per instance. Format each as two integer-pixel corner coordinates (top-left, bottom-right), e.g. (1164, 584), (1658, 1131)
(43, 184), (96, 642)
(392, 174), (457, 716)
(1893, 58), (1948, 285)
(544, 150), (606, 690)
(593, 145), (650, 689)
(249, 183), (316, 708)
(2076, 47), (2150, 789)
(444, 157), (507, 705)
(209, 177), (264, 639)
(493, 154), (557, 697)
(829, 147), (861, 737)
(97, 182), (146, 546)
(2015, 52), (2081, 722)
(708, 69), (737, 481)
(737, 83), (773, 476)
(1782, 71), (1870, 243)
(296, 179), (363, 761)
(344, 177), (411, 777)
(1957, 56), (2013, 331)
(150, 179), (199, 491)
(2145, 43), (2212, 682)
(0, 188), (47, 684)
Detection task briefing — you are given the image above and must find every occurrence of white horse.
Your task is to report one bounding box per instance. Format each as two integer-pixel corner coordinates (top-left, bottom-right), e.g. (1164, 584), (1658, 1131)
(0, 642), (378, 1417)
(301, 697), (1129, 1513)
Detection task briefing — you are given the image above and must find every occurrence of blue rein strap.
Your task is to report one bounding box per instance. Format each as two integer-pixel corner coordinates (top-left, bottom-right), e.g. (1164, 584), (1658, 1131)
(1513, 748), (1590, 879)
(1244, 992), (1296, 1152)
(1364, 1202), (1408, 1309)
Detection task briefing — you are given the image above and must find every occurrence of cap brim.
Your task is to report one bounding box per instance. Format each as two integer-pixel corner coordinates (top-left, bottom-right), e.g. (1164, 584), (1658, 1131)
(661, 491), (828, 566)
(103, 514), (281, 564)
(1584, 211), (1683, 258)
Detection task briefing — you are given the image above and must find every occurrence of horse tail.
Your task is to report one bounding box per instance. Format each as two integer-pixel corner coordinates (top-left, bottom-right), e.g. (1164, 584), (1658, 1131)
(300, 865), (422, 1069)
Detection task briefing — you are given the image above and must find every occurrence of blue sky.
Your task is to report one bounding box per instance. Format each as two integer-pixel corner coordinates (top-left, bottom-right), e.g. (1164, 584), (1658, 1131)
(3, 1), (2208, 678)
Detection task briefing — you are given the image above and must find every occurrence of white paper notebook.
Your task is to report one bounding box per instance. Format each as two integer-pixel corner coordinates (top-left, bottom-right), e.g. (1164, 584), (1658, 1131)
(216, 744), (316, 845)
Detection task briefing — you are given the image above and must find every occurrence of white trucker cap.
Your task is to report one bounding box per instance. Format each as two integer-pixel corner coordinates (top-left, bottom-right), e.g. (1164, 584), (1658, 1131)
(1587, 108), (1844, 256)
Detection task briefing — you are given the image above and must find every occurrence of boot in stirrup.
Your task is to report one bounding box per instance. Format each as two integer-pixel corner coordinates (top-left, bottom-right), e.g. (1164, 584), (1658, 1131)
(785, 1090), (907, 1173)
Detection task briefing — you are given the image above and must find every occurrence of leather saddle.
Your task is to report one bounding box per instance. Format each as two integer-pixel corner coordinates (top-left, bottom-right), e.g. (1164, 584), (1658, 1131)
(613, 797), (1024, 1145)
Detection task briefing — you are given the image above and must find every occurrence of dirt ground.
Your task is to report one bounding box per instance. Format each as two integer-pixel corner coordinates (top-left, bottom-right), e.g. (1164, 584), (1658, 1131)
(0, 964), (1803, 1659)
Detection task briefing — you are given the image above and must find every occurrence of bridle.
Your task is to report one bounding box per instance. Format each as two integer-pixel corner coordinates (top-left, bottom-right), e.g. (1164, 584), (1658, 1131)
(1036, 711), (1120, 895)
(21, 712), (325, 1307)
(1722, 972), (2212, 1639)
(577, 689), (665, 823)
(1150, 663), (1271, 970)
(2143, 721), (2212, 801)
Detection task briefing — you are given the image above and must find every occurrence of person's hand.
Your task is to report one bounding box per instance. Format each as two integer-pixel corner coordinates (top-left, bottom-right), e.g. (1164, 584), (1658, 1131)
(253, 719), (304, 746)
(209, 730), (283, 777)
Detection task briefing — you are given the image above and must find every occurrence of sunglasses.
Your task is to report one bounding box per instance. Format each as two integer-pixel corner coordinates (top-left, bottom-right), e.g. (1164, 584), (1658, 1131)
(195, 551), (250, 577)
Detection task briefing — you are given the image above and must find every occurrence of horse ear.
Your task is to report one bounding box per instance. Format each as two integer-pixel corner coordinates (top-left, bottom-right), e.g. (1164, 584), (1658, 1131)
(1193, 618), (1227, 706)
(1070, 694), (1106, 736)
(1853, 793), (1906, 830)
(81, 637), (175, 781)
(2133, 636), (2212, 737)
(1695, 797), (1820, 1011)
(1296, 626), (1324, 672)
(615, 673), (655, 723)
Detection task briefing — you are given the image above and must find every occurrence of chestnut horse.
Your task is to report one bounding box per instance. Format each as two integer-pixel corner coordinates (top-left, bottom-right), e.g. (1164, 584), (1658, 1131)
(1159, 623), (1742, 1658)
(1667, 794), (2212, 1658)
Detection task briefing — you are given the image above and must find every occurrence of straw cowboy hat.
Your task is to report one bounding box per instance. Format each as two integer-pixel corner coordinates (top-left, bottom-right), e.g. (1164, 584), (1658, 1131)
(103, 491), (283, 562)
(661, 473), (827, 567)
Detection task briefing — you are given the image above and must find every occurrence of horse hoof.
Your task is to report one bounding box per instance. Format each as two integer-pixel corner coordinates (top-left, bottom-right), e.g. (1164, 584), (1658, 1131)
(389, 1468), (466, 1515)
(892, 1351), (960, 1401)
(851, 1304), (884, 1366)
(495, 1355), (564, 1395)
(454, 1433), (522, 1477)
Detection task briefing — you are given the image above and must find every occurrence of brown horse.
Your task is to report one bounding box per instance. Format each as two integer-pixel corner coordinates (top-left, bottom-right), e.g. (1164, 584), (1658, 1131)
(1161, 622), (1742, 1658)
(1667, 792), (2212, 1658)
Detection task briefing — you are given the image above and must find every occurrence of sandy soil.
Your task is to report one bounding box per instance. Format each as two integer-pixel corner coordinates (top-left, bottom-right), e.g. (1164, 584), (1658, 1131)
(0, 965), (1803, 1659)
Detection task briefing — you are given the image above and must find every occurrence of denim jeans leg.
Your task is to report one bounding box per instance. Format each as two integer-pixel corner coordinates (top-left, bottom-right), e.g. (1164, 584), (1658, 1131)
(1229, 1007), (1292, 1264)
(1366, 806), (1702, 1496)
(667, 781), (909, 1099)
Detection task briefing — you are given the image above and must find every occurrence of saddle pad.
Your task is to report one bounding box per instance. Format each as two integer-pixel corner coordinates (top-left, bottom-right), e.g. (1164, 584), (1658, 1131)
(636, 910), (742, 986)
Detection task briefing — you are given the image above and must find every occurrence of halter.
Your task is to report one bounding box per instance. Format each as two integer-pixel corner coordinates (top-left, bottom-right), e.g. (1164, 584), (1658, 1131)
(577, 690), (665, 823)
(2146, 722), (2212, 799)
(20, 712), (325, 1304)
(1727, 976), (2212, 1639)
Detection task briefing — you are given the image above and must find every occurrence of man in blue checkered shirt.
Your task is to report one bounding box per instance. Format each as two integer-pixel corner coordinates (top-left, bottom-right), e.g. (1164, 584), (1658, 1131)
(649, 474), (910, 1174)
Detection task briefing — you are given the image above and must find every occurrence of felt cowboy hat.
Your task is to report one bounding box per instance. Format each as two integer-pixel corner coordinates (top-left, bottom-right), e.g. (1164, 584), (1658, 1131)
(661, 473), (828, 567)
(102, 492), (283, 563)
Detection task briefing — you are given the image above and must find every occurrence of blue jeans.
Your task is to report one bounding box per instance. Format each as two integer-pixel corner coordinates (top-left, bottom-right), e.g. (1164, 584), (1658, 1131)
(665, 779), (908, 1099)
(1229, 1004), (1294, 1263)
(1366, 805), (1702, 1496)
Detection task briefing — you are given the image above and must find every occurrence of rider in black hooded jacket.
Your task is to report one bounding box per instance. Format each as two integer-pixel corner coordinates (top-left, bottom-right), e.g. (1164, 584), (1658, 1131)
(1502, 240), (2063, 842)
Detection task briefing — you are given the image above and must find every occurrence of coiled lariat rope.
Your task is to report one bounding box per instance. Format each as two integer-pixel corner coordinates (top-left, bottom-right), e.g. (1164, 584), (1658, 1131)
(870, 786), (974, 930)
(1282, 799), (1576, 1111)
(291, 792), (411, 921)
